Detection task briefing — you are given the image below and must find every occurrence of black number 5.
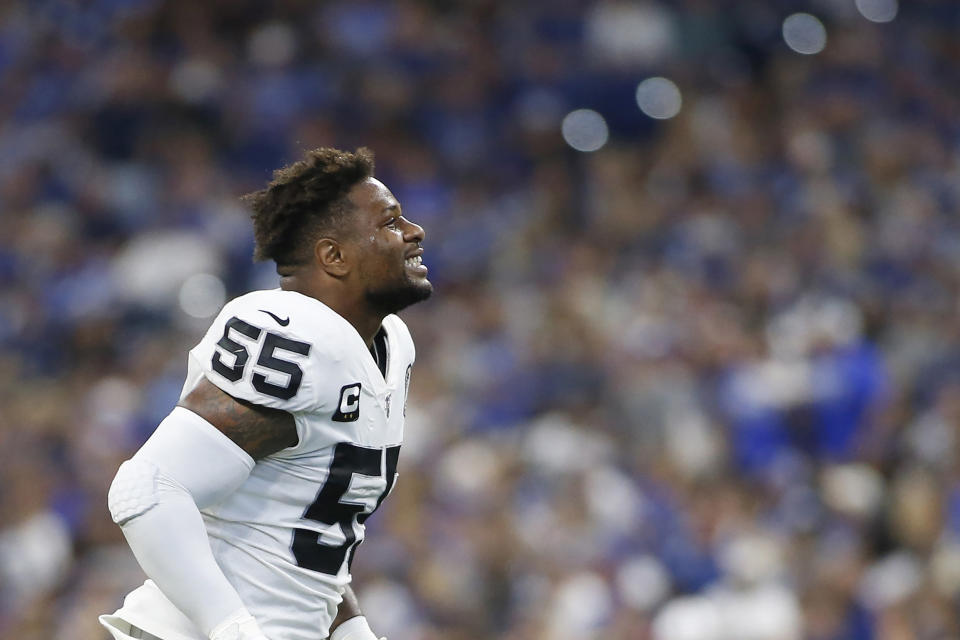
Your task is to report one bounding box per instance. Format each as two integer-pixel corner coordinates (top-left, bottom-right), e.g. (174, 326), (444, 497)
(211, 316), (311, 400)
(292, 443), (400, 575)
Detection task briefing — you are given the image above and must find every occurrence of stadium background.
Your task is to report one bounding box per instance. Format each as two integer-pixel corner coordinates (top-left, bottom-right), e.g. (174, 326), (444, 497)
(2, 0), (960, 638)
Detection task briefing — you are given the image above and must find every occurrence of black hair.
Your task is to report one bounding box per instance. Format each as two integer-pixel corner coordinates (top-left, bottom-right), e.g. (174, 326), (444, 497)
(243, 147), (375, 266)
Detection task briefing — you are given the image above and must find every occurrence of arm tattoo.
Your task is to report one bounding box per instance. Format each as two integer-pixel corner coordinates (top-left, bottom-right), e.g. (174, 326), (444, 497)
(178, 377), (299, 459)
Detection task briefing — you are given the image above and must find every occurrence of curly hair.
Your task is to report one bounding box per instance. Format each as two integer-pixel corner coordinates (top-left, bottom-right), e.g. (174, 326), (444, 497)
(243, 147), (375, 266)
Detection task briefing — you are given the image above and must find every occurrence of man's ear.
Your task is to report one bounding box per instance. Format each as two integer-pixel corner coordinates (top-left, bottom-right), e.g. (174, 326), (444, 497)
(314, 238), (350, 277)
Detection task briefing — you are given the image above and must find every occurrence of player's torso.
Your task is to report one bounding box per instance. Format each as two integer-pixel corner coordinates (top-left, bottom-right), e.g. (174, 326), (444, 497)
(179, 289), (414, 638)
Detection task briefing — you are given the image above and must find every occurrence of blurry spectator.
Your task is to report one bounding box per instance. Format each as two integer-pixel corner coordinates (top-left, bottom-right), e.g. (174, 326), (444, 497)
(2, 0), (960, 638)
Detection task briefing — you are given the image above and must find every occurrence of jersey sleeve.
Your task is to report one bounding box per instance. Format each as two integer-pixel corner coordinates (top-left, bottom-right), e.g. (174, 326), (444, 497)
(184, 291), (344, 413)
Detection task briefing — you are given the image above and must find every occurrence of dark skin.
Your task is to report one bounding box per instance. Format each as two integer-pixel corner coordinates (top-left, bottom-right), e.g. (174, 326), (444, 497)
(179, 177), (429, 634)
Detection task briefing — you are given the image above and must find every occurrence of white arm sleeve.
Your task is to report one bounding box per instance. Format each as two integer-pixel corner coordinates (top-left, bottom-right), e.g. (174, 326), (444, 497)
(108, 407), (265, 638)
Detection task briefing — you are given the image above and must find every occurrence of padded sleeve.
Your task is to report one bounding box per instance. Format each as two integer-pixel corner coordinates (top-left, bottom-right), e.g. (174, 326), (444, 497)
(108, 459), (160, 525)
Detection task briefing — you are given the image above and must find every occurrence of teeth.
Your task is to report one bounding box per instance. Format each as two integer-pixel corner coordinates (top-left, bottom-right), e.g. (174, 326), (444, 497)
(405, 256), (422, 267)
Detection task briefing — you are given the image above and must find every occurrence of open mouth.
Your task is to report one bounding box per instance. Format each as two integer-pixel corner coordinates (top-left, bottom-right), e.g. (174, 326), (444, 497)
(405, 254), (427, 273)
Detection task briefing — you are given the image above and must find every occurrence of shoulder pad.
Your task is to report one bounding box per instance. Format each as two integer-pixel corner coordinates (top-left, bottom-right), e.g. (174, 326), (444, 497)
(188, 290), (352, 412)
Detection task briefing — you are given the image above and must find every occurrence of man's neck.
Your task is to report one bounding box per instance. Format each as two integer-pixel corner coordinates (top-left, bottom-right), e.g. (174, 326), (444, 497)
(280, 277), (382, 347)
(329, 305), (384, 348)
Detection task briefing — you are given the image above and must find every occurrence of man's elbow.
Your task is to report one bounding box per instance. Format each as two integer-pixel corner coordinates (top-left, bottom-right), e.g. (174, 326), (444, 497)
(107, 458), (161, 526)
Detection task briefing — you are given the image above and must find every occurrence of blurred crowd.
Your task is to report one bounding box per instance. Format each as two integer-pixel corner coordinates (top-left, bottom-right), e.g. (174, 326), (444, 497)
(2, 0), (960, 638)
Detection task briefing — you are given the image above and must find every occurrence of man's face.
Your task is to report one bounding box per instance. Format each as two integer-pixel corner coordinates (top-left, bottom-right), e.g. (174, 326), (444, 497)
(344, 177), (433, 314)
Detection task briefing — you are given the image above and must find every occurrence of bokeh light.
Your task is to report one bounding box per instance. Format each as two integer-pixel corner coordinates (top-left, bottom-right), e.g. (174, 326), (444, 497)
(247, 21), (297, 67)
(856, 0), (898, 23)
(561, 109), (609, 152)
(178, 273), (227, 319)
(782, 13), (827, 55)
(636, 77), (683, 120)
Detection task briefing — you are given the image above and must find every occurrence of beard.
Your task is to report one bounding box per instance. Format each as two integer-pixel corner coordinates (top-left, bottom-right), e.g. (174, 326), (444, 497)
(365, 276), (433, 315)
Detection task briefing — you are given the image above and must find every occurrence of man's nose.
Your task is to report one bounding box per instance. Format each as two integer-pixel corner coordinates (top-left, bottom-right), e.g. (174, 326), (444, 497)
(402, 218), (425, 242)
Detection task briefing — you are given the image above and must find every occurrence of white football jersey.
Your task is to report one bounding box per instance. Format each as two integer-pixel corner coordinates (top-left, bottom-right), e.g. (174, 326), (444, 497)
(177, 289), (414, 639)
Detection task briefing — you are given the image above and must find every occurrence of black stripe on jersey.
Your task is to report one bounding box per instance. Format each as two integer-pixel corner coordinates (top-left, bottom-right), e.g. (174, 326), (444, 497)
(371, 326), (389, 378)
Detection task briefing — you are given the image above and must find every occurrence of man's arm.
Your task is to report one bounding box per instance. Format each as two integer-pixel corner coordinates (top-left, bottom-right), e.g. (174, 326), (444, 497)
(329, 585), (384, 640)
(113, 378), (385, 639)
(108, 378), (296, 640)
(332, 585), (363, 630)
(185, 381), (385, 640)
(178, 377), (298, 456)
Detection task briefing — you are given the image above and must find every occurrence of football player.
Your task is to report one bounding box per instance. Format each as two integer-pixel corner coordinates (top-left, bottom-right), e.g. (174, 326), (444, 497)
(100, 147), (432, 640)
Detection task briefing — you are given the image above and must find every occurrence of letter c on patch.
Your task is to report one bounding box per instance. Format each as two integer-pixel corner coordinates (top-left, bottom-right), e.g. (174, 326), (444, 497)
(332, 383), (362, 422)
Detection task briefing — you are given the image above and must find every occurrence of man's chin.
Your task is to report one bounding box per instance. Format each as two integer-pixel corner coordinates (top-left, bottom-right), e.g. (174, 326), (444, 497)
(405, 280), (433, 307)
(367, 280), (433, 314)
